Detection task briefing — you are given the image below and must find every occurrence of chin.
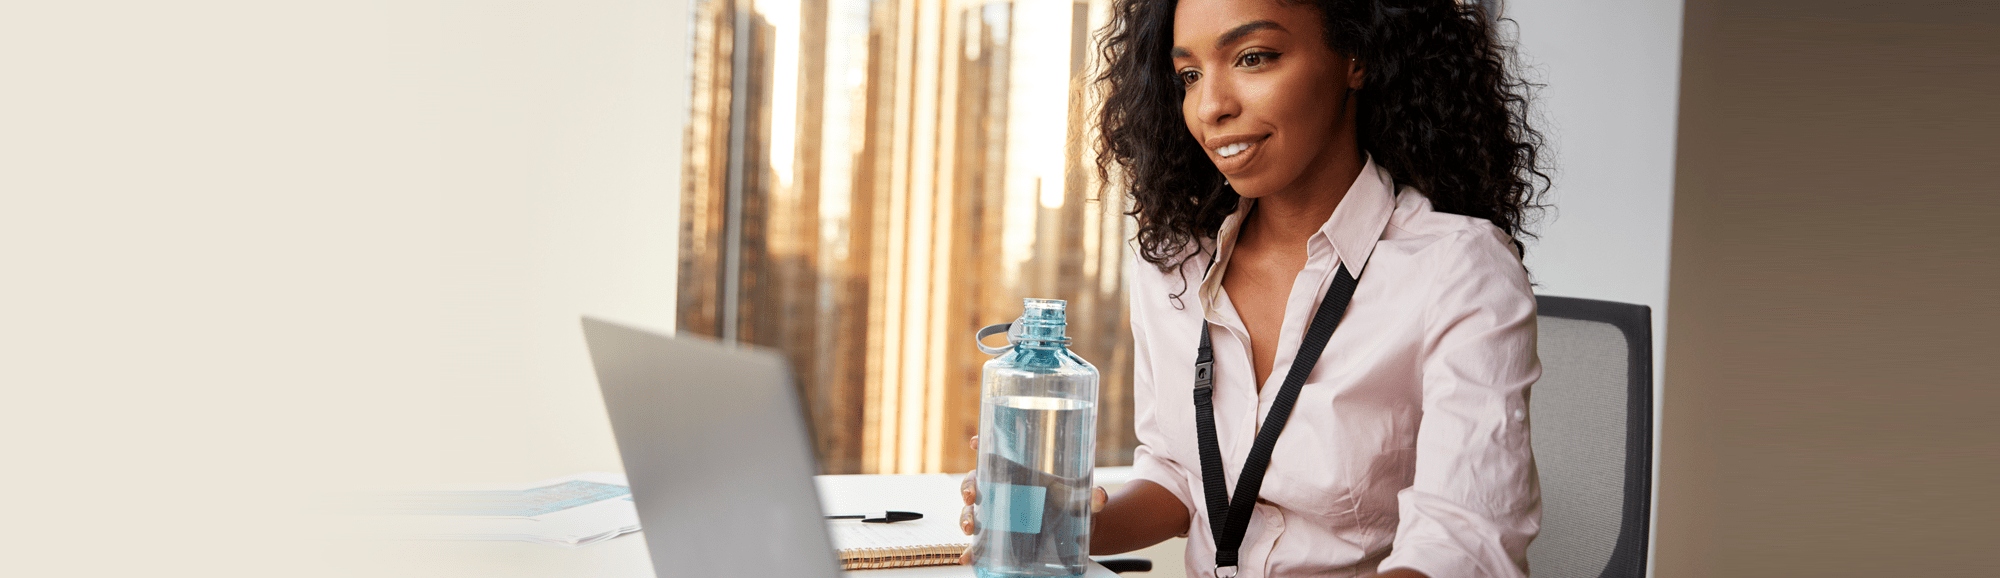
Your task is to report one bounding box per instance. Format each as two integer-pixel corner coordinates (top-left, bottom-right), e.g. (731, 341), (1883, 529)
(1224, 177), (1276, 199)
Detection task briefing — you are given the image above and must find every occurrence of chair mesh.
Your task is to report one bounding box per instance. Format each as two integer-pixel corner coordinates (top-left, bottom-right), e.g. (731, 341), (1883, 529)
(1525, 316), (1629, 578)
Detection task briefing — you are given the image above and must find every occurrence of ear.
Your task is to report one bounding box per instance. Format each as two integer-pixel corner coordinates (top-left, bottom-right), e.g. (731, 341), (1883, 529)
(1346, 56), (1366, 90)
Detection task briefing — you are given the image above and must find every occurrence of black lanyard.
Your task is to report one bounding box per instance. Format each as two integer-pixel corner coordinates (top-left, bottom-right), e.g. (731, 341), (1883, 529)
(1193, 263), (1359, 578)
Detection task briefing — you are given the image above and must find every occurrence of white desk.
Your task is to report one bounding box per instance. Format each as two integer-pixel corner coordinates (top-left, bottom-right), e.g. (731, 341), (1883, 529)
(365, 534), (1117, 578)
(350, 474), (1118, 578)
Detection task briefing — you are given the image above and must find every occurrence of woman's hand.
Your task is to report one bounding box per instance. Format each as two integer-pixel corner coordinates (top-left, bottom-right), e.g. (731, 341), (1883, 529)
(956, 435), (1109, 565)
(958, 436), (979, 537)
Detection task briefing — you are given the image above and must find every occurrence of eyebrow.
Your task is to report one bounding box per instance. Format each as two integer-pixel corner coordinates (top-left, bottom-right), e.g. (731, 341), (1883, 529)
(1170, 20), (1287, 58)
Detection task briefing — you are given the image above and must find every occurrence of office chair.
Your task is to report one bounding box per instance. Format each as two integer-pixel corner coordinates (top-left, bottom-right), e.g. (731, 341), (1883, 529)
(1526, 296), (1654, 578)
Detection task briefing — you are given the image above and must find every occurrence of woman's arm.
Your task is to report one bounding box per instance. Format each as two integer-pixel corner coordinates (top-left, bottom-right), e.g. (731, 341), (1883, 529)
(1089, 478), (1192, 555)
(1379, 227), (1541, 578)
(956, 458), (1190, 560)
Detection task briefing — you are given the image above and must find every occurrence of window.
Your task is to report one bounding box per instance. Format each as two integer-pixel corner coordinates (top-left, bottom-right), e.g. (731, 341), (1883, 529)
(678, 0), (1137, 474)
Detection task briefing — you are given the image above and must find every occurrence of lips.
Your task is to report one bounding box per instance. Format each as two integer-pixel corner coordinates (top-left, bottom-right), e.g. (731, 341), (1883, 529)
(1206, 134), (1267, 174)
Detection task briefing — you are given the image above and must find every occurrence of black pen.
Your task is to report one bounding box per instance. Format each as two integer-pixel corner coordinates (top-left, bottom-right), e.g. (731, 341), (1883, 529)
(825, 510), (924, 523)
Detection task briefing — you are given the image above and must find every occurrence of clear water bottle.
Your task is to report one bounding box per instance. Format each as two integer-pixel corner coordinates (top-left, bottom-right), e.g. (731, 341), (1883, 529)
(971, 298), (1099, 578)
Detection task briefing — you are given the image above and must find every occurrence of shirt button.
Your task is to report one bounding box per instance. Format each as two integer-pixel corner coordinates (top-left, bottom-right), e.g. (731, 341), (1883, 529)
(1514, 408), (1527, 422)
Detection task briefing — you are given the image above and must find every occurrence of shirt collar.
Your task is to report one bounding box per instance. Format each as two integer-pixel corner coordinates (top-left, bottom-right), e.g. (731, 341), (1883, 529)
(1199, 155), (1398, 306)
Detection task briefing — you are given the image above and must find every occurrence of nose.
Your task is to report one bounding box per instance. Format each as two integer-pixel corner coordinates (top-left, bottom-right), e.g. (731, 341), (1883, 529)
(1191, 73), (1239, 127)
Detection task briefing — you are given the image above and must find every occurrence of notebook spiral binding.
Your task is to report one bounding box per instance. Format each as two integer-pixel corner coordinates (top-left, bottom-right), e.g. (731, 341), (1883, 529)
(839, 543), (969, 570)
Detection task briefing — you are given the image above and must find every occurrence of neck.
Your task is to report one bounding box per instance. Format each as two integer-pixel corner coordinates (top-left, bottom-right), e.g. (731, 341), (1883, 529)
(1243, 152), (1366, 248)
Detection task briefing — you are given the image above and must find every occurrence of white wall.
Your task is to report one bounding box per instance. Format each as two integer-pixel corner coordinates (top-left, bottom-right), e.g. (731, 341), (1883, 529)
(2, 1), (688, 576)
(1510, 0), (1682, 381)
(1507, 1), (1684, 575)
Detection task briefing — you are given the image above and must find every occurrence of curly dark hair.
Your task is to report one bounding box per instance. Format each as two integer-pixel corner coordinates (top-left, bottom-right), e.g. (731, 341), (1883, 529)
(1095, 0), (1550, 272)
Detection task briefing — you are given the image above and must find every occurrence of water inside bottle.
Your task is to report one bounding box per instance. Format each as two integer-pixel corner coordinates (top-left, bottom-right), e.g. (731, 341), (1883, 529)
(975, 395), (1096, 578)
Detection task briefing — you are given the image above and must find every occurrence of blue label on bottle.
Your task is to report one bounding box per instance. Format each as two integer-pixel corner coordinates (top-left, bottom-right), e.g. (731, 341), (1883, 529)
(989, 482), (1046, 534)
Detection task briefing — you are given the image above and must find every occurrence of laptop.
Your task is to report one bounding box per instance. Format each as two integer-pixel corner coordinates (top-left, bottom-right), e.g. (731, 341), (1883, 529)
(581, 316), (841, 577)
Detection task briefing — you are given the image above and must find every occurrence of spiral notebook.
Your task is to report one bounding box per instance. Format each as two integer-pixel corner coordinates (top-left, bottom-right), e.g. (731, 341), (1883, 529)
(815, 473), (974, 570)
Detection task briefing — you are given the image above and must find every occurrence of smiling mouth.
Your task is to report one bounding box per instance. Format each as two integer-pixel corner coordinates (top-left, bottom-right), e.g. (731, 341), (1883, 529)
(1216, 142), (1251, 158)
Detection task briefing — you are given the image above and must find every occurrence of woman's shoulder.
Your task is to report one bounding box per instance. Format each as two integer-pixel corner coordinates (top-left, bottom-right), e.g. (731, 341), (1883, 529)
(1383, 187), (1523, 265)
(1127, 235), (1208, 276)
(1376, 188), (1532, 304)
(1126, 237), (1212, 312)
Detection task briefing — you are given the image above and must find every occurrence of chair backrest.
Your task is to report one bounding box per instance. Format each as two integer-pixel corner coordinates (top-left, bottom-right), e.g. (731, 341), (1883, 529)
(1526, 296), (1653, 578)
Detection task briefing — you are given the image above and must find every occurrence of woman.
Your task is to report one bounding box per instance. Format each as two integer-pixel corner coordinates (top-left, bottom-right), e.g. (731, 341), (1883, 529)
(965, 1), (1547, 576)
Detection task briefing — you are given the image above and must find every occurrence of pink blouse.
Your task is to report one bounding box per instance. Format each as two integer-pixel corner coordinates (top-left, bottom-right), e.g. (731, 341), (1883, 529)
(1127, 157), (1541, 578)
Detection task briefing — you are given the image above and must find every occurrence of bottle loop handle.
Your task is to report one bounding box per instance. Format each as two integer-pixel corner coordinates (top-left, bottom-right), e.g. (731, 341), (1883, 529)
(975, 322), (1015, 355)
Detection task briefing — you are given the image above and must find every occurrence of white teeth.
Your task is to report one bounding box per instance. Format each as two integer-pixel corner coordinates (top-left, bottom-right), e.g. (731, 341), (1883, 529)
(1216, 142), (1250, 158)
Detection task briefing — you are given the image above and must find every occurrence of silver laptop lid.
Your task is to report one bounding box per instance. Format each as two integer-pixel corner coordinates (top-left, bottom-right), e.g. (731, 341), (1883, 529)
(582, 316), (839, 578)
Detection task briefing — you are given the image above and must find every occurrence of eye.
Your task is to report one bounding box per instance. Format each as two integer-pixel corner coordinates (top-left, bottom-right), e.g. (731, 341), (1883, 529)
(1235, 51), (1281, 69)
(1177, 68), (1201, 86)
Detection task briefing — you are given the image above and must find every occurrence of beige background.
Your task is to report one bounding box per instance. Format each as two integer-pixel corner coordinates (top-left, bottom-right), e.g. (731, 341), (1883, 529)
(3, 1), (684, 575)
(1658, 0), (1998, 576)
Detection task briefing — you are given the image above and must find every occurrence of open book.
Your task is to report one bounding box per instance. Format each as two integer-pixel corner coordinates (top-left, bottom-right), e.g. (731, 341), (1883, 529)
(815, 474), (974, 570)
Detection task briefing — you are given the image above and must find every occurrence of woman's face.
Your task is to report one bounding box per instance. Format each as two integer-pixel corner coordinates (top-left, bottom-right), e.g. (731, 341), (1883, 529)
(1172, 0), (1362, 200)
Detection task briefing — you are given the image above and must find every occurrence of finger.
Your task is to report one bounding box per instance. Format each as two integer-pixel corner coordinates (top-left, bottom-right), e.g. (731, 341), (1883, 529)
(959, 504), (976, 535)
(1091, 486), (1108, 514)
(969, 435), (979, 450)
(960, 472), (978, 505)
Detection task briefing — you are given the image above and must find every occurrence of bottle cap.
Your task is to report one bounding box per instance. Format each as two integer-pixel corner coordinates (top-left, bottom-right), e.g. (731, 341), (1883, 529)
(973, 298), (1070, 355)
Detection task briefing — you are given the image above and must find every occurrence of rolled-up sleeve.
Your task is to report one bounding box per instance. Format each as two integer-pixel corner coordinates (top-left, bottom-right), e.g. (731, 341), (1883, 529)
(1379, 227), (1542, 578)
